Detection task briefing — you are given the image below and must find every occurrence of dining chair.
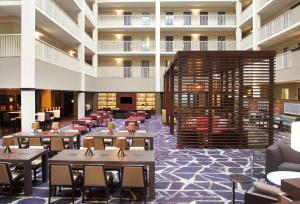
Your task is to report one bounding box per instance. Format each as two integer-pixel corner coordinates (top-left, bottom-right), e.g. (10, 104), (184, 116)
(120, 165), (148, 203)
(130, 139), (146, 151)
(50, 138), (65, 154)
(82, 165), (112, 203)
(94, 138), (105, 150)
(28, 137), (43, 147)
(36, 112), (46, 130)
(49, 164), (81, 204)
(0, 162), (24, 196)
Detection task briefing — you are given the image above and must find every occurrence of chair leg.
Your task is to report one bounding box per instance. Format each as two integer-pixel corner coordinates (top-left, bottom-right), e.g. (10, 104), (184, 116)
(106, 188), (109, 204)
(34, 169), (37, 183)
(48, 186), (52, 204)
(82, 187), (85, 203)
(9, 185), (13, 197)
(72, 187), (75, 204)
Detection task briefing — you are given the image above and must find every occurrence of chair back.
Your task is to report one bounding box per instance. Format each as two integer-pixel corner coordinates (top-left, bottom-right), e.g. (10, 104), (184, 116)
(50, 164), (73, 186)
(37, 112), (45, 121)
(0, 163), (12, 185)
(72, 120), (86, 126)
(44, 112), (51, 120)
(94, 138), (105, 150)
(53, 110), (60, 118)
(29, 137), (43, 146)
(13, 137), (21, 147)
(51, 122), (60, 132)
(132, 139), (145, 148)
(83, 165), (107, 187)
(50, 138), (65, 152)
(121, 165), (145, 188)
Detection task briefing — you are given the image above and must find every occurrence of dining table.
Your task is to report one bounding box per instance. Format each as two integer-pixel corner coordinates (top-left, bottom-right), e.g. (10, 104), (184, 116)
(13, 131), (81, 149)
(86, 131), (154, 150)
(50, 149), (156, 199)
(0, 148), (48, 196)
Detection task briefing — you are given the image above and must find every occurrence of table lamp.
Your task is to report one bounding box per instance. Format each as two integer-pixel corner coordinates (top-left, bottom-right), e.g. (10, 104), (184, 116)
(291, 121), (300, 152)
(84, 137), (94, 156)
(2, 136), (14, 153)
(127, 123), (137, 135)
(107, 122), (116, 135)
(116, 137), (127, 157)
(32, 122), (40, 133)
(51, 122), (60, 133)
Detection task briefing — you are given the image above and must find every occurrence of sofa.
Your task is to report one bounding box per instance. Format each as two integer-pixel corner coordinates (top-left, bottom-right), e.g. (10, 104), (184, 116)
(266, 140), (300, 175)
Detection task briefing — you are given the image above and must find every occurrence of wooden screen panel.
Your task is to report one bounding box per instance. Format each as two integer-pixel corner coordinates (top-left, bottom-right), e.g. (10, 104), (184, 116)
(165, 51), (275, 148)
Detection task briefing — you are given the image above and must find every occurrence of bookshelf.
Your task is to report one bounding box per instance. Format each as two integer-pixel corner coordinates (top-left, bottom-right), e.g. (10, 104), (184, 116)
(97, 93), (116, 109)
(136, 93), (155, 110)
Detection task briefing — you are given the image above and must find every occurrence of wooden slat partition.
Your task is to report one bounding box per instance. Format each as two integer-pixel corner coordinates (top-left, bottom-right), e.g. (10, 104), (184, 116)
(164, 51), (275, 148)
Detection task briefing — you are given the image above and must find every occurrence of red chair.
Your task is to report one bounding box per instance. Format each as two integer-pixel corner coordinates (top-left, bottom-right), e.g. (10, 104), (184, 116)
(72, 120), (88, 133)
(99, 114), (112, 127)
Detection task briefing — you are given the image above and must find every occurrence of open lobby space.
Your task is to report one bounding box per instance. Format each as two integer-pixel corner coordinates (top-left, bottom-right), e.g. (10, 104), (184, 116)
(1, 0), (300, 203)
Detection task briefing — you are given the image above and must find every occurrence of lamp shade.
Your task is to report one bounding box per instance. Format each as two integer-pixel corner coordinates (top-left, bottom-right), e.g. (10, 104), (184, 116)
(116, 137), (127, 149)
(31, 122), (40, 130)
(2, 136), (14, 147)
(84, 137), (94, 148)
(291, 121), (300, 152)
(127, 123), (137, 132)
(107, 122), (116, 130)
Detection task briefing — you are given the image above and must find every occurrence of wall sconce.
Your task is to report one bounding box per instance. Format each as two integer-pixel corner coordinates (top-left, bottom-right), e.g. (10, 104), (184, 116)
(115, 10), (123, 15)
(115, 34), (123, 40)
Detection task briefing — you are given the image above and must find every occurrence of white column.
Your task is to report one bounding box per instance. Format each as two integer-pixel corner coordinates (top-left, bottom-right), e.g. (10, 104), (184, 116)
(235, 1), (242, 50)
(78, 5), (86, 118)
(155, 0), (161, 92)
(78, 92), (85, 118)
(21, 0), (36, 131)
(253, 0), (261, 50)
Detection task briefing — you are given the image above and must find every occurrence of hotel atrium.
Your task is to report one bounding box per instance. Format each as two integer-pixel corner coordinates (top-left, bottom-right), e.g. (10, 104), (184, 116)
(0, 0), (300, 203)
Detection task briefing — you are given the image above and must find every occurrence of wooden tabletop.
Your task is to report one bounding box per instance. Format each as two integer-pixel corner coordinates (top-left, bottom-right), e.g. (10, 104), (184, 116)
(0, 148), (47, 162)
(50, 149), (155, 164)
(86, 131), (153, 139)
(13, 131), (80, 138)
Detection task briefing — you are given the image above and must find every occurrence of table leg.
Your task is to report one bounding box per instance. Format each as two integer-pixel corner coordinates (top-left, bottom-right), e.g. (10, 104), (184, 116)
(24, 161), (32, 196)
(232, 181), (235, 204)
(42, 152), (48, 182)
(69, 137), (74, 149)
(149, 162), (155, 199)
(150, 138), (154, 150)
(77, 134), (80, 149)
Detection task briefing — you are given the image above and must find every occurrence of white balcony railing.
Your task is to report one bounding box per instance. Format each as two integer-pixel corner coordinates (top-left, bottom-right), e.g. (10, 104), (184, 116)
(35, 40), (80, 72)
(276, 51), (292, 70)
(240, 3), (253, 24)
(98, 15), (155, 27)
(36, 0), (81, 40)
(85, 33), (96, 52)
(160, 15), (236, 27)
(257, 0), (272, 10)
(84, 2), (96, 25)
(74, 0), (82, 8)
(84, 63), (97, 77)
(240, 33), (253, 50)
(98, 67), (155, 78)
(0, 34), (21, 57)
(98, 41), (155, 53)
(160, 41), (236, 52)
(259, 5), (300, 42)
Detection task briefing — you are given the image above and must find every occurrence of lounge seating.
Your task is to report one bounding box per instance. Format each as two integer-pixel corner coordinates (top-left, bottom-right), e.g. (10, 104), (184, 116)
(244, 181), (286, 204)
(0, 162), (24, 196)
(266, 140), (300, 174)
(72, 120), (89, 132)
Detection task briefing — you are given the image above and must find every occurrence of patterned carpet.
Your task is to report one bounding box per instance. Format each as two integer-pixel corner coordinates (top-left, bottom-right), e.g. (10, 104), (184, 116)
(0, 115), (288, 204)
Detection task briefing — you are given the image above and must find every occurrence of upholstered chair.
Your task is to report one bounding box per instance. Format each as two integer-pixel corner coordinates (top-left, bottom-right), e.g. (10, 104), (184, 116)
(94, 138), (105, 150)
(49, 164), (81, 203)
(130, 139), (146, 151)
(0, 162), (24, 195)
(50, 138), (65, 154)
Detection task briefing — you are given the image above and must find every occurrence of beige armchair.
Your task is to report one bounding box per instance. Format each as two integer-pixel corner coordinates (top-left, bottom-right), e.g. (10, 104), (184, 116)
(49, 164), (81, 204)
(82, 165), (112, 203)
(0, 162), (24, 196)
(120, 165), (148, 203)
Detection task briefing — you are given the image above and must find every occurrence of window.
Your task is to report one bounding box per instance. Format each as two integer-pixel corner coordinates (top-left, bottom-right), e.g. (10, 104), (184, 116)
(142, 12), (150, 26)
(165, 12), (174, 25)
(141, 60), (150, 78)
(281, 88), (289, 100)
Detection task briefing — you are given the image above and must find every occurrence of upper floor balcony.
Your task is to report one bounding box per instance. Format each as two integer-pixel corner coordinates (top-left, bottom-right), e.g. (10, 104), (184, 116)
(98, 15), (155, 31)
(240, 3), (253, 26)
(98, 41), (155, 55)
(36, 0), (81, 42)
(0, 34), (81, 73)
(256, 0), (271, 11)
(98, 66), (155, 78)
(84, 33), (97, 53)
(160, 40), (236, 54)
(258, 5), (300, 47)
(84, 63), (97, 77)
(0, 34), (21, 57)
(85, 2), (96, 26)
(240, 33), (253, 50)
(160, 14), (236, 29)
(276, 49), (300, 83)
